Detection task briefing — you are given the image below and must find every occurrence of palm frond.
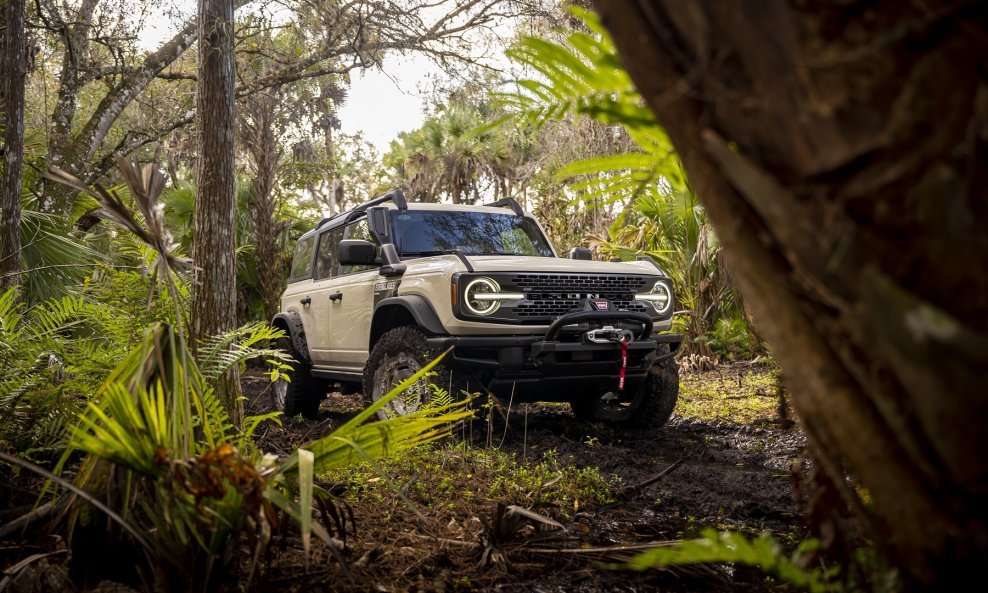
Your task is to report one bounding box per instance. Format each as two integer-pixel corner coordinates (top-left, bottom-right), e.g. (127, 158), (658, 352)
(277, 351), (472, 477)
(503, 6), (682, 208)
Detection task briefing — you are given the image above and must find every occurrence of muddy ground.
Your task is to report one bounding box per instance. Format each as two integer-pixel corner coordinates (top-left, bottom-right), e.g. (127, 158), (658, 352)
(242, 364), (810, 593)
(0, 364), (810, 592)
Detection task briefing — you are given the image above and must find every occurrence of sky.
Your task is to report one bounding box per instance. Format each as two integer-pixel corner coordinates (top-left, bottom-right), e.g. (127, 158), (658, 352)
(336, 55), (438, 153)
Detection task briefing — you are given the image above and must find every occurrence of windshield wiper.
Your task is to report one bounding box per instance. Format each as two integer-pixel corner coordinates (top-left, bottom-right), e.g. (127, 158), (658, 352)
(400, 250), (460, 257)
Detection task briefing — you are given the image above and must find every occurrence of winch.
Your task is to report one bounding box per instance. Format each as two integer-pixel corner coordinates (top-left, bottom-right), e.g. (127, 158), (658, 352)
(584, 325), (634, 344)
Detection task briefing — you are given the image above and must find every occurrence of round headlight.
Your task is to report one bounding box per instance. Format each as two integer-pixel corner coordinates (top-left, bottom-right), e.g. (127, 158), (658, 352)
(650, 282), (672, 314)
(635, 280), (673, 315)
(465, 277), (501, 316)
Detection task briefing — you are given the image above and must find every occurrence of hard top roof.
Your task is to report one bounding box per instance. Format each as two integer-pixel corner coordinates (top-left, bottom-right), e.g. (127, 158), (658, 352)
(297, 191), (527, 242)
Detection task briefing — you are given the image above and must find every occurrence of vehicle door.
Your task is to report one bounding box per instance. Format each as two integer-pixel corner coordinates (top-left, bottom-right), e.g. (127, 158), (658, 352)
(305, 225), (345, 364)
(282, 232), (319, 340)
(327, 216), (381, 368)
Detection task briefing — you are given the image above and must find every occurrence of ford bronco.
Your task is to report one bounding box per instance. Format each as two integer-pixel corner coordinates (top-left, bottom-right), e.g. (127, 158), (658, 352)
(271, 190), (683, 429)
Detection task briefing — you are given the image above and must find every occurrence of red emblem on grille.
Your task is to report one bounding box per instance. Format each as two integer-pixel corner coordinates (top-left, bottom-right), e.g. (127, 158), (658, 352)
(594, 300), (609, 310)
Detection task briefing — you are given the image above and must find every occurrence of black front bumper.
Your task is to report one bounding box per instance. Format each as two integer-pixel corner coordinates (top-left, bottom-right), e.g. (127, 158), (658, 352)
(426, 311), (683, 401)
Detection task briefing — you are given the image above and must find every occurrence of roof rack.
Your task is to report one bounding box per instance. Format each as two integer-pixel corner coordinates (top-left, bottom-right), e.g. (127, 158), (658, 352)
(316, 189), (408, 230)
(483, 197), (524, 216)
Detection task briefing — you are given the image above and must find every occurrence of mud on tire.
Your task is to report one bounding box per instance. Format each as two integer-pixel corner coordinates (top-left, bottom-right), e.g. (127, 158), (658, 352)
(363, 326), (479, 420)
(272, 337), (325, 419)
(570, 344), (679, 429)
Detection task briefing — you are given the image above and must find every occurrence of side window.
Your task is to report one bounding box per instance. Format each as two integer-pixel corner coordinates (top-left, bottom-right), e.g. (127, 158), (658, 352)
(289, 236), (315, 281)
(314, 227), (344, 280)
(340, 218), (381, 275)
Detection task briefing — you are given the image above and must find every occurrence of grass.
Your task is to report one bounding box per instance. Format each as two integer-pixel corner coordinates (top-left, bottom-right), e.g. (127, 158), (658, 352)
(677, 365), (783, 424)
(321, 441), (615, 520)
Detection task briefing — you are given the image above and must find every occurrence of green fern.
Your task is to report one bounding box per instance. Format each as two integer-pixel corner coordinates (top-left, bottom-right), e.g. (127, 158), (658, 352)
(0, 287), (139, 456)
(503, 7), (754, 358)
(195, 321), (291, 384)
(428, 381), (454, 410)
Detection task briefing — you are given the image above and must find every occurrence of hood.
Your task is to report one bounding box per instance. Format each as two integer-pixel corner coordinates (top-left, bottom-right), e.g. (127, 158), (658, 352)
(466, 255), (663, 276)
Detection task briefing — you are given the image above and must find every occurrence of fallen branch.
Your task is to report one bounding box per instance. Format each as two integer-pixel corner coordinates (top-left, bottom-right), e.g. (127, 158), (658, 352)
(618, 457), (688, 499)
(0, 499), (63, 541)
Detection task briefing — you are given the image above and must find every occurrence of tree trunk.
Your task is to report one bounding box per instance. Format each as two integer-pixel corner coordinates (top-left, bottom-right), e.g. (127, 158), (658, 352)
(594, 2), (988, 589)
(1, 0), (26, 291)
(243, 93), (283, 322)
(191, 0), (242, 426)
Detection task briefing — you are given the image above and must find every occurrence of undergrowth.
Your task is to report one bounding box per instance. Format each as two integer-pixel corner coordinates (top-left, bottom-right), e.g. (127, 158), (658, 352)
(677, 366), (781, 424)
(323, 441), (615, 521)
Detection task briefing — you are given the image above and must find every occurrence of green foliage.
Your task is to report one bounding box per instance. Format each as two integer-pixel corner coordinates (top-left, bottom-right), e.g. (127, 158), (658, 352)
(328, 441), (614, 519)
(505, 7), (760, 359)
(53, 322), (471, 590)
(159, 175), (311, 322)
(0, 286), (138, 459)
(705, 317), (763, 362)
(504, 6), (682, 205)
(1, 158), (308, 461)
(385, 103), (514, 204)
(677, 366), (779, 424)
(623, 529), (837, 593)
(195, 322), (292, 384)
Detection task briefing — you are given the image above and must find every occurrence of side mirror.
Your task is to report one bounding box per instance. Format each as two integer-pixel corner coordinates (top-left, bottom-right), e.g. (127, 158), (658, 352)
(569, 247), (593, 260)
(340, 239), (377, 266)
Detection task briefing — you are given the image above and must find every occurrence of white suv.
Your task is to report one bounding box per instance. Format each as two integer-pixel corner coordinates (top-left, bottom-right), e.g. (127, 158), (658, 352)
(272, 191), (682, 429)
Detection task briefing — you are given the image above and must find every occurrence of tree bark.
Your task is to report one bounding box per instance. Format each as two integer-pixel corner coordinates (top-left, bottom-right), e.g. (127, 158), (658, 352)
(593, 2), (988, 589)
(1, 0), (26, 291)
(191, 0), (242, 426)
(242, 93), (283, 322)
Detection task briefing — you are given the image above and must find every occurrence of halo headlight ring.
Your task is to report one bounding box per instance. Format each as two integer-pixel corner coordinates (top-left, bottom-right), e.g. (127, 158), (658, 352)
(635, 280), (674, 316)
(464, 277), (501, 316)
(650, 281), (673, 314)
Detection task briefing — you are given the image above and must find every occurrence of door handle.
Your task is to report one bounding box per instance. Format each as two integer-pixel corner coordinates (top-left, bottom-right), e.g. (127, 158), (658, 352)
(300, 296), (311, 305)
(329, 291), (343, 302)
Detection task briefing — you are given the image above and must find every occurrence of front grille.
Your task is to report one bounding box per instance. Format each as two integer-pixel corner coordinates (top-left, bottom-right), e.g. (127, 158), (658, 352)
(511, 273), (650, 293)
(505, 274), (653, 319)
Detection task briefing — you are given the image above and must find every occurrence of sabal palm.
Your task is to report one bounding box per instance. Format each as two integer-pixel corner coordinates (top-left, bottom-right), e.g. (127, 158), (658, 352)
(595, 187), (738, 355)
(388, 105), (508, 204)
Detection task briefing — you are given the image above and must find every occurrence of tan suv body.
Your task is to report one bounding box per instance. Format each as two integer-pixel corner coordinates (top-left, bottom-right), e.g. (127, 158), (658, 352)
(272, 191), (683, 429)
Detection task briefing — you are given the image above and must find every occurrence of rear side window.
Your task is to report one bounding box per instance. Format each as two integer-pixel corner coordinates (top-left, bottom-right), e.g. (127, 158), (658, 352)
(289, 236), (315, 281)
(315, 227), (345, 280)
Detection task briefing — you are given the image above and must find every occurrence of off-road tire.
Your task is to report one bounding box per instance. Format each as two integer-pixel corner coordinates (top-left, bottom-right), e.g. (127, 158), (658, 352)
(570, 344), (679, 429)
(272, 337), (325, 419)
(363, 326), (478, 420)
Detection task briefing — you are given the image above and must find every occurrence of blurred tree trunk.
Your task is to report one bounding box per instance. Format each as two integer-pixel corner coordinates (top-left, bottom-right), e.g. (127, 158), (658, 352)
(0, 0), (26, 291)
(594, 2), (988, 589)
(242, 92), (283, 322)
(192, 0), (242, 426)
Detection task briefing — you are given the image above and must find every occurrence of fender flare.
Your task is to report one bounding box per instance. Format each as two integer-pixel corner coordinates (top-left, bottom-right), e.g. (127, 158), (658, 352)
(371, 295), (447, 347)
(271, 311), (312, 364)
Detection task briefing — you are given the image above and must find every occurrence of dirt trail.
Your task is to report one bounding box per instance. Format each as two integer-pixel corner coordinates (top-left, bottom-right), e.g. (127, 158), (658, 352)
(244, 367), (809, 592)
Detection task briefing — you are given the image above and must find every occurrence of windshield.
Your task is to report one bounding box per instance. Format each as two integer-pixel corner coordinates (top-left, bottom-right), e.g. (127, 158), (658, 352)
(392, 210), (555, 257)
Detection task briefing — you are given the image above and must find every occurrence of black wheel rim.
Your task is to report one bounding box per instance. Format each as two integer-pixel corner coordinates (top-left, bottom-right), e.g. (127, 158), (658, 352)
(371, 352), (428, 417)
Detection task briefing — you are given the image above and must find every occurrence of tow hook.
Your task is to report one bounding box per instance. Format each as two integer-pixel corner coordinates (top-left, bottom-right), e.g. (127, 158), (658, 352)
(585, 326), (634, 344)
